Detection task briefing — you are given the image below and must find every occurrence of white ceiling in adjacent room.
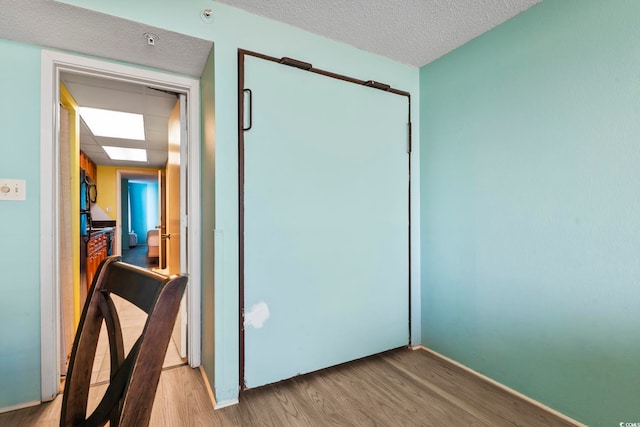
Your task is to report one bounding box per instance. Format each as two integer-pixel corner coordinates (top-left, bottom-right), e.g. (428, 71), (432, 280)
(61, 72), (177, 168)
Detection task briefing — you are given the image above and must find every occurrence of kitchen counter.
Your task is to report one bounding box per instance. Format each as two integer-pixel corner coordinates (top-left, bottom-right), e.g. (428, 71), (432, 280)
(89, 226), (114, 238)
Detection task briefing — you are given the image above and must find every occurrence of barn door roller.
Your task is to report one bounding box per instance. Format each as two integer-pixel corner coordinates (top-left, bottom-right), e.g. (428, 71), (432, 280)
(279, 57), (313, 70)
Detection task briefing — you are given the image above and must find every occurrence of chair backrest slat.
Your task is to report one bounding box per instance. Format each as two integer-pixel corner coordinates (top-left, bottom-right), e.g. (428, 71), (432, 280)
(60, 256), (188, 427)
(103, 264), (166, 313)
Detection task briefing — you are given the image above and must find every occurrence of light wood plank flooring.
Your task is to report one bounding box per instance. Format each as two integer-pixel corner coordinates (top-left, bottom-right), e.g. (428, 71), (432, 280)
(0, 348), (578, 426)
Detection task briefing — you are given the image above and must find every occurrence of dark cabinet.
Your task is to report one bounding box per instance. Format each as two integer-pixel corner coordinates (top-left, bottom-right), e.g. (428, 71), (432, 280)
(86, 230), (110, 290)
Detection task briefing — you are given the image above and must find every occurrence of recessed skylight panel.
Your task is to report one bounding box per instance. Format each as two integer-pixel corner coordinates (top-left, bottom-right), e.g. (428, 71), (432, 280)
(79, 107), (145, 140)
(102, 146), (147, 162)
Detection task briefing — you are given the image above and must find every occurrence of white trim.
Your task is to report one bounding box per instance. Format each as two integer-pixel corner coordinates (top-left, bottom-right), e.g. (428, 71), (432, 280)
(186, 87), (202, 367)
(40, 50), (202, 401)
(412, 345), (587, 427)
(214, 399), (240, 410)
(40, 50), (60, 402)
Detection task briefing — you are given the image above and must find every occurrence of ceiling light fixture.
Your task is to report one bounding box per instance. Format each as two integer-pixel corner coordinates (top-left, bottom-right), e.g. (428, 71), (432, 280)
(102, 146), (148, 162)
(79, 107), (145, 140)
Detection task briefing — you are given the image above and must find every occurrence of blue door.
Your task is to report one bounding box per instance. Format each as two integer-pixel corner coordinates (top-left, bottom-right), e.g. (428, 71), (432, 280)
(242, 53), (409, 388)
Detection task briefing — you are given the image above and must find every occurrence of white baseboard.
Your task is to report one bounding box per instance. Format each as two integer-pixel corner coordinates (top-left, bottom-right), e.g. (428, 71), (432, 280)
(0, 400), (40, 415)
(214, 398), (239, 410)
(198, 366), (239, 410)
(412, 345), (587, 427)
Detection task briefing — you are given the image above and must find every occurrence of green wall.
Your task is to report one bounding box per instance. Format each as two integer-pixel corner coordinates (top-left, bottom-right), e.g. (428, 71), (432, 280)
(0, 39), (42, 408)
(2, 0), (419, 408)
(420, 1), (640, 425)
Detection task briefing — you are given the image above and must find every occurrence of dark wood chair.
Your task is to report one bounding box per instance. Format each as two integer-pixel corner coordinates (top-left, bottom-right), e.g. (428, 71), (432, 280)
(60, 256), (188, 427)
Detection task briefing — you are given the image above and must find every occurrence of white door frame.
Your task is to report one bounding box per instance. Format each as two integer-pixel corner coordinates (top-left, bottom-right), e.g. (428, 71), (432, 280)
(39, 50), (202, 401)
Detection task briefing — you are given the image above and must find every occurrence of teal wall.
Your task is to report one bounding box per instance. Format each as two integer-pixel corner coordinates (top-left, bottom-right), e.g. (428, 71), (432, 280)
(127, 181), (159, 244)
(128, 182), (148, 243)
(420, 1), (640, 425)
(0, 39), (42, 408)
(120, 179), (129, 250)
(2, 0), (419, 408)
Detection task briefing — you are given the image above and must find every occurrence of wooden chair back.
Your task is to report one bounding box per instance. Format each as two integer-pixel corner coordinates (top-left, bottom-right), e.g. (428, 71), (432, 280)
(60, 256), (188, 427)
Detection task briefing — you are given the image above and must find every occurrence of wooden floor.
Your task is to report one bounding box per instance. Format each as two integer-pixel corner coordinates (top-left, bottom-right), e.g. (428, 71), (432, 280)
(0, 348), (577, 426)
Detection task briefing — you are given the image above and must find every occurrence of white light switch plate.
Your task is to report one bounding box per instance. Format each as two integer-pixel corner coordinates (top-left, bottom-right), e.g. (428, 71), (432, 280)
(0, 179), (26, 201)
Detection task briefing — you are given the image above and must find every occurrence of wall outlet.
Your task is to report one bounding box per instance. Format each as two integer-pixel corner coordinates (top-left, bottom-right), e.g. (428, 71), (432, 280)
(0, 179), (26, 201)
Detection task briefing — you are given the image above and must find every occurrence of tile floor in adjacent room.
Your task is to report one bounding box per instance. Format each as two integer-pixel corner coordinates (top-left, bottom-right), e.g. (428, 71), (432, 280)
(91, 244), (185, 385)
(89, 293), (186, 385)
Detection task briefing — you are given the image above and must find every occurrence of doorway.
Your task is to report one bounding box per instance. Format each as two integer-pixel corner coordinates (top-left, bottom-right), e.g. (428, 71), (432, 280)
(119, 172), (161, 270)
(40, 50), (202, 401)
(59, 72), (189, 383)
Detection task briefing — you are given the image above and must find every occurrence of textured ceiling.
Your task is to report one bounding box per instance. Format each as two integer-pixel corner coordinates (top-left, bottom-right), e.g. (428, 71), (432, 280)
(216, 0), (539, 66)
(1, 0), (539, 169)
(0, 0), (212, 77)
(0, 1), (539, 71)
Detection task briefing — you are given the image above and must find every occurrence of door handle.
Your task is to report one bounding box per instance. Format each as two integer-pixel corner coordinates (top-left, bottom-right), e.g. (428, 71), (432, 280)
(161, 233), (171, 240)
(243, 88), (252, 131)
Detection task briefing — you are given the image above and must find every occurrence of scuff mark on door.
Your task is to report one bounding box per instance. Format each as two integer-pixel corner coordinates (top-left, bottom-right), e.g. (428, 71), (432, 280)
(244, 302), (270, 328)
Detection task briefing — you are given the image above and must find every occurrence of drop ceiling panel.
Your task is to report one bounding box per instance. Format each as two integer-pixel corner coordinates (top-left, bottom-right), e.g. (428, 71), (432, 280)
(79, 144), (104, 156)
(144, 97), (178, 118)
(65, 82), (146, 113)
(64, 73), (145, 95)
(147, 150), (169, 166)
(144, 115), (169, 131)
(94, 136), (148, 149)
(145, 130), (169, 148)
(62, 72), (172, 169)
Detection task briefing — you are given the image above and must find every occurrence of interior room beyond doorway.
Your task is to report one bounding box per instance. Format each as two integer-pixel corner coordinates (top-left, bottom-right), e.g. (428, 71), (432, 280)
(59, 72), (189, 386)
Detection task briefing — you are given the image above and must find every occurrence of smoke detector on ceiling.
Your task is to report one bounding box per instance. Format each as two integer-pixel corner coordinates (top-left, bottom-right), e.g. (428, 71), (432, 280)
(144, 32), (159, 46)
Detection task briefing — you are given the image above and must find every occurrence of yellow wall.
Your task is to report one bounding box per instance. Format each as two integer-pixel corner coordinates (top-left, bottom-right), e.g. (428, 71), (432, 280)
(96, 165), (160, 221)
(95, 166), (117, 220)
(59, 83), (81, 324)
